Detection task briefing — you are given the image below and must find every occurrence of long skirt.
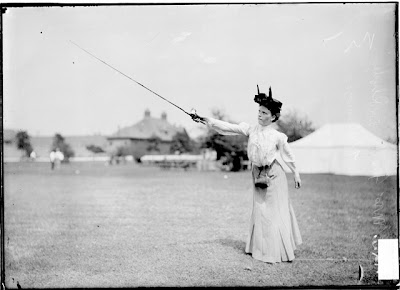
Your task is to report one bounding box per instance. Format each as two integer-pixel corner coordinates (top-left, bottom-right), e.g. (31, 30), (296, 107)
(245, 160), (302, 263)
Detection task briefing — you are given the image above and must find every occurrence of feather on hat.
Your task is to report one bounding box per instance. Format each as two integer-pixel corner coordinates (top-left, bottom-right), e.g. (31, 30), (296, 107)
(254, 85), (282, 112)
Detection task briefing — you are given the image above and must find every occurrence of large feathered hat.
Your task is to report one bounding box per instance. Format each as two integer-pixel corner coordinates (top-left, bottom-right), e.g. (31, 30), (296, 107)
(254, 85), (282, 113)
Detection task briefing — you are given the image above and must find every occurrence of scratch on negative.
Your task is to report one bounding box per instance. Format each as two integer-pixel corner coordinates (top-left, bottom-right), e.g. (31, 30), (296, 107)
(344, 32), (375, 53)
(323, 31), (343, 45)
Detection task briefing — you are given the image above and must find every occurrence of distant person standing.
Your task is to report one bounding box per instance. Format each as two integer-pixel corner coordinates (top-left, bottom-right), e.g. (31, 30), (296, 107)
(50, 148), (64, 170)
(50, 150), (56, 170)
(30, 151), (36, 161)
(54, 148), (64, 169)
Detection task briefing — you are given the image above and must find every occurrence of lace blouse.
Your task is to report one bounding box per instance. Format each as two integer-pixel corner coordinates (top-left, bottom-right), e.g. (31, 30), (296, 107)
(206, 117), (295, 167)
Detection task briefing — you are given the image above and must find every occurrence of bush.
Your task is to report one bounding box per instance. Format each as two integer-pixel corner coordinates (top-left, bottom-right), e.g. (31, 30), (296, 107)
(199, 109), (248, 171)
(276, 110), (315, 142)
(15, 131), (33, 157)
(170, 130), (197, 154)
(51, 133), (75, 162)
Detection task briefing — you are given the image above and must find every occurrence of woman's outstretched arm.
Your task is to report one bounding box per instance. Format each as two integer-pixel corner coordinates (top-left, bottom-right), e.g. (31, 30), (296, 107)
(193, 115), (250, 136)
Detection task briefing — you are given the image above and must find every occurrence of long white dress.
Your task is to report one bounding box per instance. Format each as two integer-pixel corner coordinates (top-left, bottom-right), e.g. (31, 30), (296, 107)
(207, 118), (302, 263)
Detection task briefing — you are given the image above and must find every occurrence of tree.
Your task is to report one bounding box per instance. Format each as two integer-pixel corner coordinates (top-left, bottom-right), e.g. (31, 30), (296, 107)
(276, 110), (315, 143)
(51, 133), (75, 162)
(170, 130), (195, 154)
(146, 136), (162, 153)
(200, 108), (248, 171)
(15, 131), (33, 157)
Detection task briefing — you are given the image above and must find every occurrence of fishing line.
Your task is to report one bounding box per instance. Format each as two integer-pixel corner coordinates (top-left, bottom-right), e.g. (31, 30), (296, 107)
(69, 40), (194, 117)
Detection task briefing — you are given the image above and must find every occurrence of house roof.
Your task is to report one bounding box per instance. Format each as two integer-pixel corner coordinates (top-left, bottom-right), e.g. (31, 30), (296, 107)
(108, 110), (184, 141)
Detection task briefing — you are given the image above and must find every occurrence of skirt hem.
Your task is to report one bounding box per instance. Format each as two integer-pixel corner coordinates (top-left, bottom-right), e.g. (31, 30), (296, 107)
(245, 250), (296, 264)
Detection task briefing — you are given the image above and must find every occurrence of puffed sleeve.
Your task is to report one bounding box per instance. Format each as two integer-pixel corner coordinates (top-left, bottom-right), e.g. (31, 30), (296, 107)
(278, 132), (295, 163)
(207, 117), (250, 136)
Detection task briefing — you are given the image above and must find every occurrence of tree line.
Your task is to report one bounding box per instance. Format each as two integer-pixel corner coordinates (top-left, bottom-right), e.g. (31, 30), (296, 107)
(131, 108), (316, 170)
(11, 109), (316, 169)
(14, 132), (75, 162)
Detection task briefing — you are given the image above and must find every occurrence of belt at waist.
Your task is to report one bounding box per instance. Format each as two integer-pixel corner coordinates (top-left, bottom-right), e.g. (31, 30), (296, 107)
(252, 159), (276, 171)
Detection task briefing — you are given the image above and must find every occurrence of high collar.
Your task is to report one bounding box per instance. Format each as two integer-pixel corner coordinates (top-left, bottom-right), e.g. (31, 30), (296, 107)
(258, 123), (275, 130)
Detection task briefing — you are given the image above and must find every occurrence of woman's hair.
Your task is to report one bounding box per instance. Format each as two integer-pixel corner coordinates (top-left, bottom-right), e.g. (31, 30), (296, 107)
(259, 102), (281, 122)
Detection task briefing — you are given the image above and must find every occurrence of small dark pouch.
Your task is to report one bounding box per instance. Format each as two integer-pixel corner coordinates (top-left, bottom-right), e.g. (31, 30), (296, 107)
(252, 161), (275, 188)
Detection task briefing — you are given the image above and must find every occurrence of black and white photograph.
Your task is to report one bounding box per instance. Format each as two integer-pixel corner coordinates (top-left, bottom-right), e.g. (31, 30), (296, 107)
(2, 2), (398, 288)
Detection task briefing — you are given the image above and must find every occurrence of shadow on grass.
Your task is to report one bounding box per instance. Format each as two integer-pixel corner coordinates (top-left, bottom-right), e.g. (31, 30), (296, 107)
(215, 238), (247, 254)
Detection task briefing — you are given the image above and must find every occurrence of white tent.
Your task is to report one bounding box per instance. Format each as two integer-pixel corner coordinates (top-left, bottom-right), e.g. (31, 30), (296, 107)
(279, 123), (397, 176)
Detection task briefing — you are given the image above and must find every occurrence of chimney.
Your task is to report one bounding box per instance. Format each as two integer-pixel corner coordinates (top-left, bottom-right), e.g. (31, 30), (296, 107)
(161, 112), (167, 120)
(144, 109), (151, 118)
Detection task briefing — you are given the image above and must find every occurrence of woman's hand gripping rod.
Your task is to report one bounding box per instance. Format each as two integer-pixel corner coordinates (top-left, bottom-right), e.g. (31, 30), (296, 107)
(190, 109), (207, 124)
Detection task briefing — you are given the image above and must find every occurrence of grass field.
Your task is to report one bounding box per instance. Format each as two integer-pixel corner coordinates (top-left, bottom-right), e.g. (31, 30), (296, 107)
(3, 162), (398, 288)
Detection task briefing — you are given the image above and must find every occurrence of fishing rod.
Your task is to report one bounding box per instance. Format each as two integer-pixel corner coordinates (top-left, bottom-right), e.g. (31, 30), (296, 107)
(69, 40), (204, 122)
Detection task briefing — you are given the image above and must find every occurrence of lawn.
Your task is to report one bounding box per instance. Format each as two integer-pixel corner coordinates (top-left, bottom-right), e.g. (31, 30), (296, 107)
(3, 162), (398, 288)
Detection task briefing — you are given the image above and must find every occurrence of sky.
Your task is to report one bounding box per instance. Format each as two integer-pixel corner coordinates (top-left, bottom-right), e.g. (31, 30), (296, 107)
(3, 3), (398, 141)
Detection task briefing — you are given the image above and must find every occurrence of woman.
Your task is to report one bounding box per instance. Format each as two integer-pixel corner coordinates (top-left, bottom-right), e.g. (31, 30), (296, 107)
(192, 86), (302, 263)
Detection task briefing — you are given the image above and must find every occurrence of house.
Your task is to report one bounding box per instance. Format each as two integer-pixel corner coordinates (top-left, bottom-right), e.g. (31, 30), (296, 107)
(106, 109), (186, 160)
(3, 110), (186, 162)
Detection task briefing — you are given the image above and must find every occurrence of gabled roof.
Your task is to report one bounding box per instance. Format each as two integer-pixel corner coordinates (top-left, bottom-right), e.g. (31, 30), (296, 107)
(291, 123), (396, 149)
(108, 111), (184, 141)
